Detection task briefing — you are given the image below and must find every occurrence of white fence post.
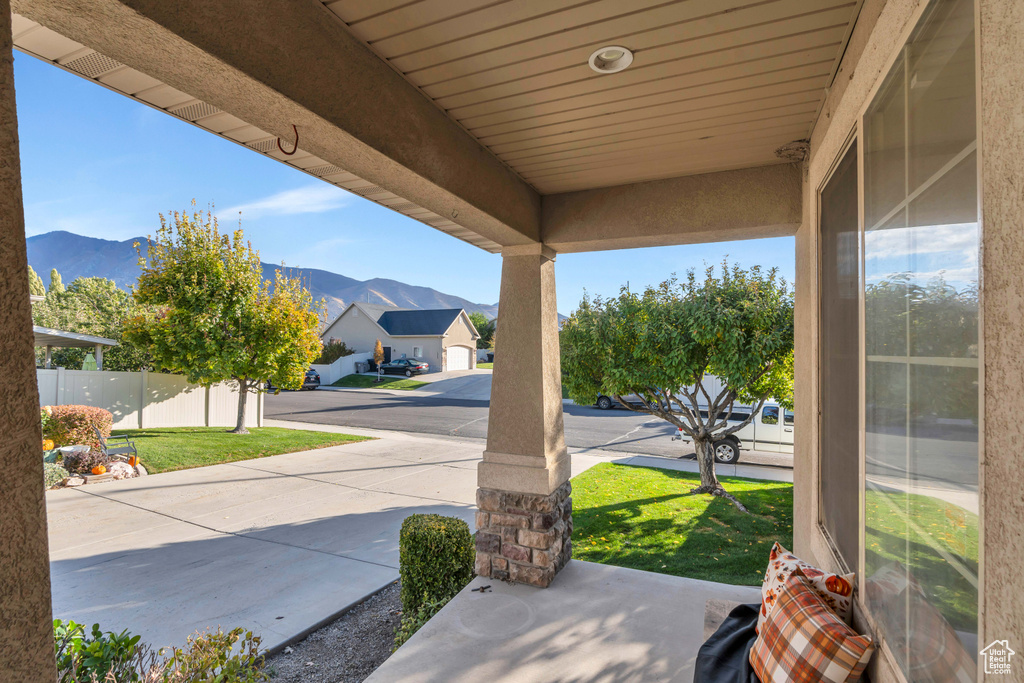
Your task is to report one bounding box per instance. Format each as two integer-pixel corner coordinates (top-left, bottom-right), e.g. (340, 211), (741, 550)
(56, 366), (65, 404)
(139, 369), (147, 428)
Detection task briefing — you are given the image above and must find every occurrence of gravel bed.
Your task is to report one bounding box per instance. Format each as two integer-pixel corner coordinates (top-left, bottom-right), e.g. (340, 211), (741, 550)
(266, 582), (402, 683)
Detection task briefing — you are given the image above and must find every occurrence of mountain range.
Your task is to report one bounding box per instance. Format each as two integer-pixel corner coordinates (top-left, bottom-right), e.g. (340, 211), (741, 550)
(26, 231), (499, 321)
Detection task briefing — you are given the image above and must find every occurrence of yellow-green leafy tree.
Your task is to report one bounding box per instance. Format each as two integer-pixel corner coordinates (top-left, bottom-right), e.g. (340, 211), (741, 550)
(124, 204), (325, 434)
(373, 339), (385, 380)
(561, 263), (794, 511)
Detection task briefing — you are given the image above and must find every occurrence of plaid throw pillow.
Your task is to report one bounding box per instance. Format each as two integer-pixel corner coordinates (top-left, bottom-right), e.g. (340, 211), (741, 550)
(750, 569), (875, 683)
(758, 542), (854, 633)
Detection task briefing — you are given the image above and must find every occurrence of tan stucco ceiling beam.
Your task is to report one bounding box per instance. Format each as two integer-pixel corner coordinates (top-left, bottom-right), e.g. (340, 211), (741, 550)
(12, 0), (541, 248)
(540, 164), (803, 254)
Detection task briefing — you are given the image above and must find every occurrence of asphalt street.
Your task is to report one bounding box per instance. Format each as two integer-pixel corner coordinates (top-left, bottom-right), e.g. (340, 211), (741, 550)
(265, 389), (795, 468)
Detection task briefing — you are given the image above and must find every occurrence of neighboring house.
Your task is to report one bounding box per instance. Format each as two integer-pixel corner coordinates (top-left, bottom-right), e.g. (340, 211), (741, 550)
(321, 302), (480, 372)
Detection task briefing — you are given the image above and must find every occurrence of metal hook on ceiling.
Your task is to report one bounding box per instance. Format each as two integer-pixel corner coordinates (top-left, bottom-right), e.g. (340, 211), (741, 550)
(277, 124), (298, 156)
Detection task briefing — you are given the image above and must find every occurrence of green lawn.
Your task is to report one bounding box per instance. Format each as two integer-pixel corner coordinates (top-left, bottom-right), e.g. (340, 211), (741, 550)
(477, 362), (493, 369)
(571, 463), (793, 585)
(112, 427), (370, 474)
(331, 373), (429, 390)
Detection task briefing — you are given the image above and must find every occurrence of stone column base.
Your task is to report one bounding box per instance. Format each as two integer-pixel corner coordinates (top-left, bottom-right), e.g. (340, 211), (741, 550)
(474, 482), (572, 588)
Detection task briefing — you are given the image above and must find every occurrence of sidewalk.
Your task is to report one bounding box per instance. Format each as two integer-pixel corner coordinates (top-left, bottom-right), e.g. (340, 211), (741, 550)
(268, 419), (794, 484)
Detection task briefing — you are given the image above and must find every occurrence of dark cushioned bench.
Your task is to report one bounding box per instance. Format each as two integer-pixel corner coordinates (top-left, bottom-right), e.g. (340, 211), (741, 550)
(693, 603), (762, 683)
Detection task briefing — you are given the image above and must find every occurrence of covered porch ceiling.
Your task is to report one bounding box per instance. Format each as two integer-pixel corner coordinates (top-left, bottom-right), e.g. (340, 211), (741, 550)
(10, 0), (862, 252)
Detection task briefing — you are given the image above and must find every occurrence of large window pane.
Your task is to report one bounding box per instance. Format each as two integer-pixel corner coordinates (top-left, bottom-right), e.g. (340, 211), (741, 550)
(863, 0), (978, 677)
(819, 143), (860, 569)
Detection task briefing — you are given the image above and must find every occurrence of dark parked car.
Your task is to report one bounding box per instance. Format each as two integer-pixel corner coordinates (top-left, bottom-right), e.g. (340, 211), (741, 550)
(301, 369), (321, 390)
(380, 358), (429, 377)
(267, 368), (320, 392)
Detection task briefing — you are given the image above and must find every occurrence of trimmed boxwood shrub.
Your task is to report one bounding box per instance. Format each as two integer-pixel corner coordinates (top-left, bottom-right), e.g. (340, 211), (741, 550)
(43, 405), (113, 450)
(398, 514), (475, 617)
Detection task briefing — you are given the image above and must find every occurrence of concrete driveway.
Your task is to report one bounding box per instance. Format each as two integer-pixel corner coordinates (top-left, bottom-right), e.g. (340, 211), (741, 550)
(46, 426), (609, 654)
(415, 369), (492, 401)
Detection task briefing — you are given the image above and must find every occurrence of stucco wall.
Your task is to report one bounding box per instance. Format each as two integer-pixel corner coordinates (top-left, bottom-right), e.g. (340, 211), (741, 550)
(322, 306), (390, 353)
(388, 337), (442, 369)
(977, 0), (1024, 662)
(441, 313), (479, 370)
(0, 3), (56, 678)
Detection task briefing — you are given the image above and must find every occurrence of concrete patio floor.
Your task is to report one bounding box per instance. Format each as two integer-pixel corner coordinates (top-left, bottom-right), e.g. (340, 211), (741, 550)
(45, 426), (611, 653)
(368, 560), (761, 683)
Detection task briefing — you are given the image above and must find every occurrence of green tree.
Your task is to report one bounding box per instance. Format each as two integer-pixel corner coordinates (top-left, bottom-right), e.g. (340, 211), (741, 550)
(32, 274), (151, 371)
(561, 263), (794, 510)
(49, 268), (65, 294)
(27, 265), (45, 296)
(468, 311), (495, 349)
(124, 204), (325, 434)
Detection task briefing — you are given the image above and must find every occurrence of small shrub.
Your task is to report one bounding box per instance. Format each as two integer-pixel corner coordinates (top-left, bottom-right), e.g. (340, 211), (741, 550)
(163, 627), (268, 682)
(392, 596), (449, 652)
(43, 405), (113, 450)
(44, 463), (70, 488)
(315, 340), (356, 365)
(53, 621), (266, 683)
(63, 450), (109, 475)
(398, 514), (475, 617)
(54, 619), (144, 683)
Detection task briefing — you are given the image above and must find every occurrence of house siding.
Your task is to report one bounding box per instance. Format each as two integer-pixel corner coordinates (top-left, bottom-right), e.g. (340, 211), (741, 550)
(322, 305), (389, 354)
(322, 305), (480, 373)
(441, 313), (479, 371)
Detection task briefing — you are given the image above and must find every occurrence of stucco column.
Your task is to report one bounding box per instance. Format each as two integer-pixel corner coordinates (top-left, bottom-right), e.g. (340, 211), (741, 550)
(978, 0), (1024, 661)
(0, 4), (57, 680)
(475, 243), (571, 588)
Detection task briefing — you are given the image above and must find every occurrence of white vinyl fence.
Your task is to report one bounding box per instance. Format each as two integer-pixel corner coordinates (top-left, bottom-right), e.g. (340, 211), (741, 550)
(310, 351), (374, 385)
(36, 368), (262, 430)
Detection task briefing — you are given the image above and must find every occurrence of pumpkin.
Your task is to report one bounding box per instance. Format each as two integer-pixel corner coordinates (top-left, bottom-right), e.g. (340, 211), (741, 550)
(42, 439), (55, 451)
(128, 456), (139, 467)
(91, 465), (107, 475)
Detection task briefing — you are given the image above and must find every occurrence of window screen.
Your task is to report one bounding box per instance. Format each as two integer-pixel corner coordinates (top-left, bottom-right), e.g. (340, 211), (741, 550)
(819, 140), (860, 571)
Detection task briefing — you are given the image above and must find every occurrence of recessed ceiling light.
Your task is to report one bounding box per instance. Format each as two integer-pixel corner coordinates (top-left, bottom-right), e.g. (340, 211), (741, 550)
(588, 45), (633, 74)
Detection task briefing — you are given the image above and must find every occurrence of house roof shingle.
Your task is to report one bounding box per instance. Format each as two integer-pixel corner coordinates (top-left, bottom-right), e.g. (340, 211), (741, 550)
(377, 308), (465, 336)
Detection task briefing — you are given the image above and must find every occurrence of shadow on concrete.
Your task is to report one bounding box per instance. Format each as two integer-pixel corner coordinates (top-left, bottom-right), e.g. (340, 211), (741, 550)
(368, 560), (761, 683)
(50, 501), (474, 654)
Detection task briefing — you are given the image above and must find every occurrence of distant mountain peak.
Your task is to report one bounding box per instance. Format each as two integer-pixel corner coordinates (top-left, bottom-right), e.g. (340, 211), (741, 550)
(26, 230), (498, 321)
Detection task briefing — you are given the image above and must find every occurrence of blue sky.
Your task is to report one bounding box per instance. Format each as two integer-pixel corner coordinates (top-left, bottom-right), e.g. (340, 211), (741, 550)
(14, 53), (795, 314)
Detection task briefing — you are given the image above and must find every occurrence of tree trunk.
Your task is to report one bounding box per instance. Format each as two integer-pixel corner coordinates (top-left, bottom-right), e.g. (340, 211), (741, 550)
(693, 438), (720, 490)
(231, 379), (249, 434)
(690, 437), (747, 512)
